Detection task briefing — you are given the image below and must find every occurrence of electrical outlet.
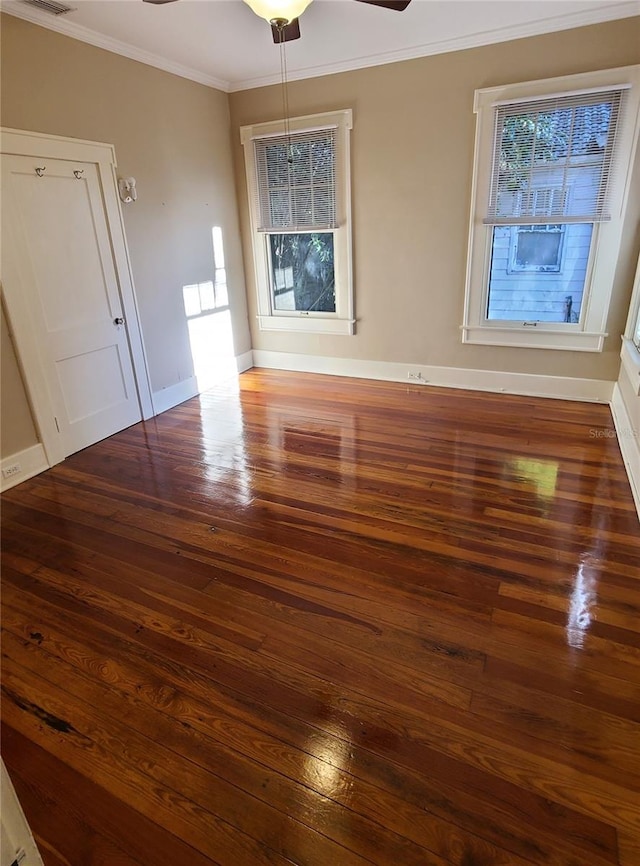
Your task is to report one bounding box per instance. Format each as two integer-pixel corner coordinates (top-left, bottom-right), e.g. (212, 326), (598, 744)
(2, 462), (22, 479)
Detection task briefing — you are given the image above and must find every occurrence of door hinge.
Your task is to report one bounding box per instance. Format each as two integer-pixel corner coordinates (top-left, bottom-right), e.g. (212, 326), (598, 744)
(11, 848), (27, 866)
(54, 416), (60, 433)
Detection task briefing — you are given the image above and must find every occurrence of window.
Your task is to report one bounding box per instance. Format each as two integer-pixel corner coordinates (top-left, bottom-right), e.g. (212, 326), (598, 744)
(241, 110), (354, 335)
(463, 66), (640, 351)
(269, 233), (335, 312)
(508, 225), (565, 274)
(628, 254), (640, 353)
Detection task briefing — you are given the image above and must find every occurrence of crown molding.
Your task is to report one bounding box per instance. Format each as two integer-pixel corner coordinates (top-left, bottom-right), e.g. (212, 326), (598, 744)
(229, 1), (640, 92)
(2, 0), (638, 94)
(1, 2), (231, 92)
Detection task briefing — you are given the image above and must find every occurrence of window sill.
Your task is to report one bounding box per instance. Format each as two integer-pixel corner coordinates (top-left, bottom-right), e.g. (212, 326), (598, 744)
(461, 325), (606, 352)
(257, 315), (355, 336)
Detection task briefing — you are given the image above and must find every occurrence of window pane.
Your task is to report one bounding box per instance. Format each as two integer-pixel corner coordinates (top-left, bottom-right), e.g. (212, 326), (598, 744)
(269, 190), (291, 226)
(265, 142), (289, 186)
(487, 224), (593, 322)
(516, 230), (561, 269)
(493, 97), (616, 221)
(256, 130), (336, 230)
(290, 140), (311, 185)
(634, 304), (640, 350)
(291, 188), (312, 225)
(511, 225), (564, 272)
(269, 233), (335, 313)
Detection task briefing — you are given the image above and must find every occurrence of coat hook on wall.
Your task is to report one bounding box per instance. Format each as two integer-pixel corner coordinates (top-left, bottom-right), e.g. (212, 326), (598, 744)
(118, 177), (137, 204)
(73, 169), (84, 179)
(35, 167), (46, 177)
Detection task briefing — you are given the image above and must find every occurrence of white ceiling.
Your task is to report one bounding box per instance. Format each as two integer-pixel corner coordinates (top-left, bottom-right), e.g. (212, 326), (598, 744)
(3, 0), (639, 91)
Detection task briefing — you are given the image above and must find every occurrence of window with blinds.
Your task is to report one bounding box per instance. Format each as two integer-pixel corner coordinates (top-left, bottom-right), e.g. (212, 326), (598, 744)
(463, 67), (640, 351)
(240, 109), (353, 335)
(254, 129), (337, 232)
(485, 89), (627, 225)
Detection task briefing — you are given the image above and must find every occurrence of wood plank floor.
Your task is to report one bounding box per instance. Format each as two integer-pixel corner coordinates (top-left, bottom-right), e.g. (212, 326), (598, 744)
(2, 369), (639, 866)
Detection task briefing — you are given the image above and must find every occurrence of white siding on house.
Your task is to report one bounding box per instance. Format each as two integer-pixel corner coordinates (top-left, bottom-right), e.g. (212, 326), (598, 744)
(487, 158), (600, 322)
(488, 223), (592, 321)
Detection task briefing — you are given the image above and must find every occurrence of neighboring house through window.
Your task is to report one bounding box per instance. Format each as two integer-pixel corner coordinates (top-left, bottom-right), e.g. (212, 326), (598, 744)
(241, 110), (354, 335)
(464, 66), (640, 351)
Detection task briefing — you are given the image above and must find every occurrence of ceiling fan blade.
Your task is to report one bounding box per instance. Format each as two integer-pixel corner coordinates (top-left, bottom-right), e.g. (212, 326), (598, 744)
(353, 0), (411, 10)
(271, 18), (301, 44)
(142, 0), (180, 4)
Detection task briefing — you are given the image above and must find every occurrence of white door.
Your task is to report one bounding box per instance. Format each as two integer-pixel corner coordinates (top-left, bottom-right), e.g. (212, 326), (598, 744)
(2, 154), (142, 457)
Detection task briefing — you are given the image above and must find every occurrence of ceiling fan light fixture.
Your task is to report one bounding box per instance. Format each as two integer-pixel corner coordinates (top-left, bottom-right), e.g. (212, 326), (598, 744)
(244, 0), (312, 26)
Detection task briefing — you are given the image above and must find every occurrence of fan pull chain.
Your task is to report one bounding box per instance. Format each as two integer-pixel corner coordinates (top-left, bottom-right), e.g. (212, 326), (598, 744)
(278, 27), (294, 165)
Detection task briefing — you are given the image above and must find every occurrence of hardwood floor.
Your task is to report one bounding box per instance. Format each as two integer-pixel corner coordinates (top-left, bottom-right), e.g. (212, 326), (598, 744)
(2, 369), (639, 866)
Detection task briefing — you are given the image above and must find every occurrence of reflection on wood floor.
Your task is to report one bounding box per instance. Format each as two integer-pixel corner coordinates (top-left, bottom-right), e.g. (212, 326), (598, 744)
(2, 369), (639, 866)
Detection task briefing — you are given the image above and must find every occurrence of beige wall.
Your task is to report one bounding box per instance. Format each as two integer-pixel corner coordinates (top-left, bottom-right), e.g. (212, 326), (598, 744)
(2, 15), (640, 465)
(1, 13), (250, 458)
(1, 304), (39, 457)
(230, 17), (640, 381)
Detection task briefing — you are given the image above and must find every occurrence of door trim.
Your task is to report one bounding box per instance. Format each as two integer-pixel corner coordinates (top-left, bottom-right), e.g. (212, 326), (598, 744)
(1, 127), (154, 467)
(1, 760), (45, 866)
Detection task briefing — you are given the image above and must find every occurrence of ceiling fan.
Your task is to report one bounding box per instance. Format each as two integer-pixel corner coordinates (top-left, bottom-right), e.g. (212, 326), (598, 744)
(142, 0), (412, 44)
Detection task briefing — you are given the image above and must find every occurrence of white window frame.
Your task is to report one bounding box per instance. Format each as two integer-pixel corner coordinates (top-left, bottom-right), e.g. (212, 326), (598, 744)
(463, 66), (640, 352)
(241, 109), (354, 336)
(626, 254), (640, 353)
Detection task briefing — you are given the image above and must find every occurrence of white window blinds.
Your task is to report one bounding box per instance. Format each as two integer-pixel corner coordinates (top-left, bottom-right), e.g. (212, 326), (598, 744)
(254, 128), (337, 232)
(485, 88), (626, 225)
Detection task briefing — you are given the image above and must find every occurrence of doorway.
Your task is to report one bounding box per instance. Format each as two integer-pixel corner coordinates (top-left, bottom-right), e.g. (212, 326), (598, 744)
(1, 129), (153, 467)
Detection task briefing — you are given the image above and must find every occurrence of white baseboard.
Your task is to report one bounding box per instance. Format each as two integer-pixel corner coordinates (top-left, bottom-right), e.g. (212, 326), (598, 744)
(236, 350), (254, 373)
(152, 376), (199, 416)
(1, 443), (49, 492)
(251, 351), (614, 403)
(611, 382), (640, 520)
(152, 357), (253, 414)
